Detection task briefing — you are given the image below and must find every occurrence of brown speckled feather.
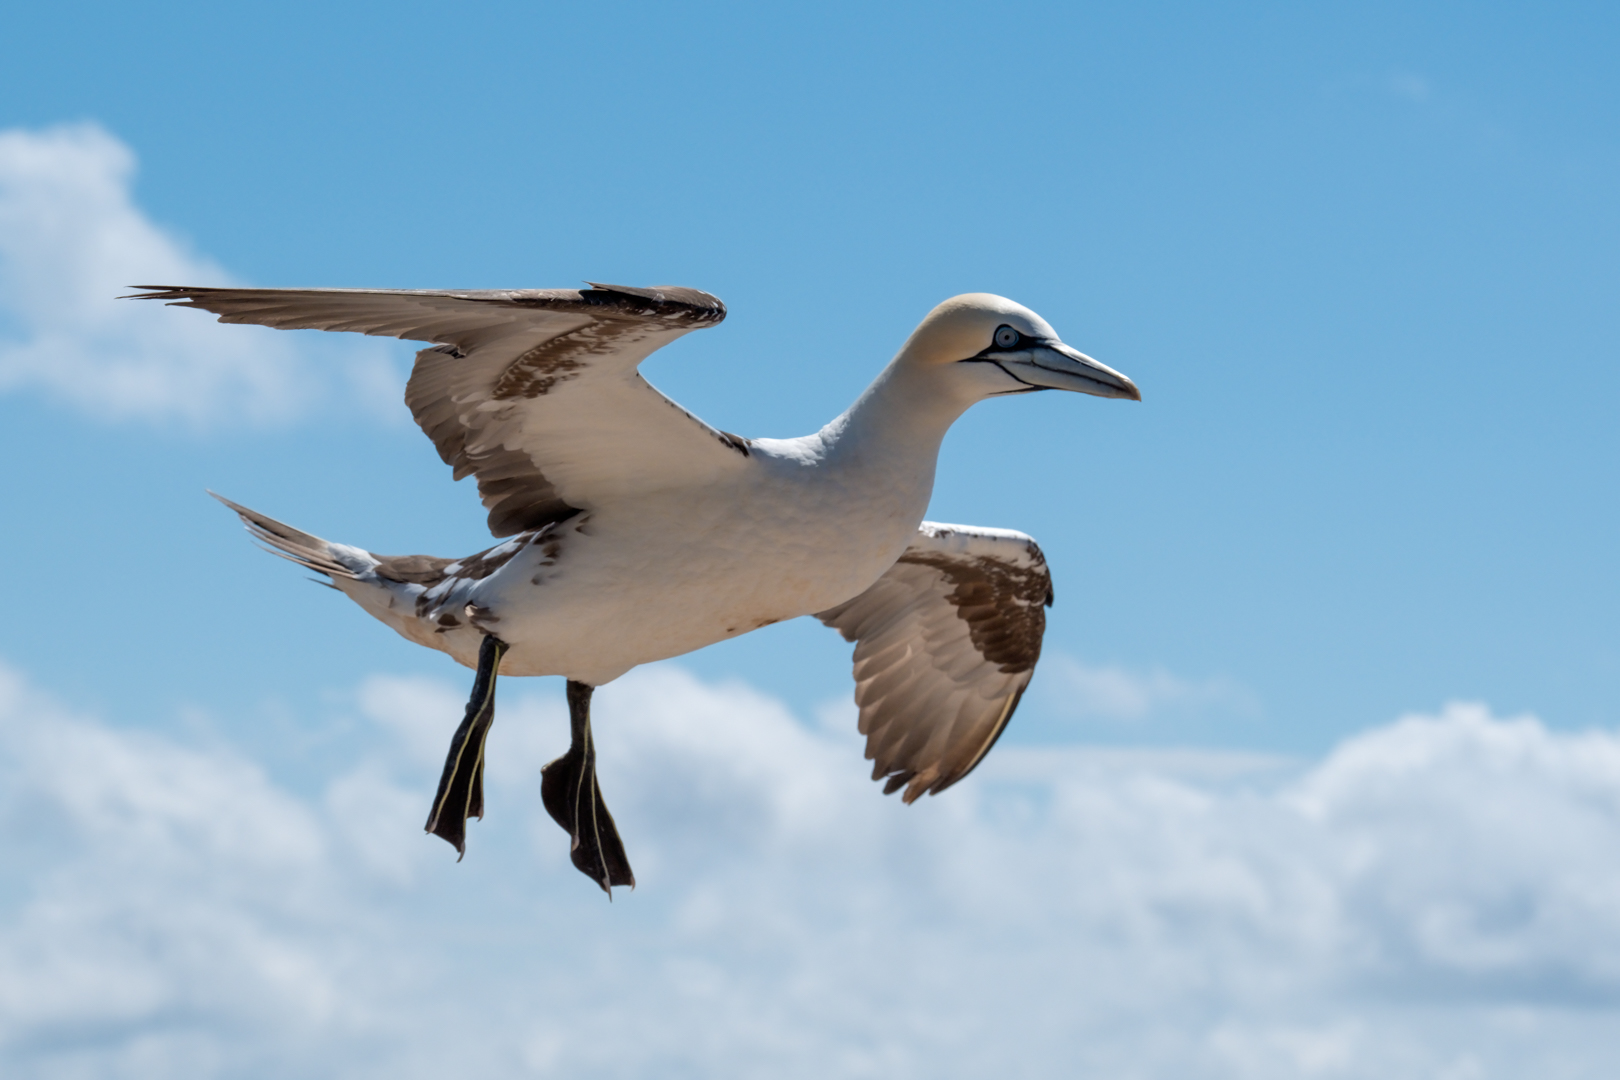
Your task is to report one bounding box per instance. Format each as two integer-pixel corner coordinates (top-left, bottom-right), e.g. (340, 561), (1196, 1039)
(130, 284), (736, 537)
(817, 523), (1052, 803)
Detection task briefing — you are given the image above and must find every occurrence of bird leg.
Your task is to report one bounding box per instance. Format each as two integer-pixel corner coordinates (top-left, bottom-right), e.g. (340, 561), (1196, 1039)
(540, 680), (635, 895)
(425, 634), (508, 859)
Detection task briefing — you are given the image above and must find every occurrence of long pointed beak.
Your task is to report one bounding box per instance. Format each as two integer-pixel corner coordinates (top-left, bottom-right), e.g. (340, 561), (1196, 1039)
(996, 342), (1141, 400)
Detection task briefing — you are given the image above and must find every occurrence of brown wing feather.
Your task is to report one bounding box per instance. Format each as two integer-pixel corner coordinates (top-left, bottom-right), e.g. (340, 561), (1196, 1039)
(124, 283), (724, 350)
(130, 284), (733, 537)
(817, 523), (1052, 802)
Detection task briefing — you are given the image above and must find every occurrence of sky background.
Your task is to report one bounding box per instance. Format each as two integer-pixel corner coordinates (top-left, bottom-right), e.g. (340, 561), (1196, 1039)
(1, 2), (1618, 1076)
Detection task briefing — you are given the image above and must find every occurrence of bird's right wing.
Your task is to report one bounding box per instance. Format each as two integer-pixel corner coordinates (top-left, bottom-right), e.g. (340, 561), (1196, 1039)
(129, 283), (744, 537)
(816, 522), (1052, 803)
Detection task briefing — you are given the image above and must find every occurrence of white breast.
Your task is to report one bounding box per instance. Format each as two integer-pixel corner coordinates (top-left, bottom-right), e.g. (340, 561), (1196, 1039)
(469, 433), (936, 684)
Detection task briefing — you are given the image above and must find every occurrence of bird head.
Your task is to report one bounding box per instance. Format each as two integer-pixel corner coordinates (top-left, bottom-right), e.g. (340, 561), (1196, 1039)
(900, 293), (1140, 403)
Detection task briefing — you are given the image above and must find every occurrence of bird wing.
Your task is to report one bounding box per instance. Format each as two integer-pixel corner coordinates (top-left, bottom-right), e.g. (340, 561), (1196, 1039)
(816, 522), (1052, 802)
(130, 283), (744, 536)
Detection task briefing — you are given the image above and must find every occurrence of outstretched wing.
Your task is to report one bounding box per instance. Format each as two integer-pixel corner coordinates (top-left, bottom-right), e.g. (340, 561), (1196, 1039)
(816, 522), (1053, 803)
(129, 283), (744, 536)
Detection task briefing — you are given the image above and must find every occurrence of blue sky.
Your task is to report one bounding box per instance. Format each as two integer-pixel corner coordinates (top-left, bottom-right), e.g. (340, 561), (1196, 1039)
(2, 2), (1619, 1076)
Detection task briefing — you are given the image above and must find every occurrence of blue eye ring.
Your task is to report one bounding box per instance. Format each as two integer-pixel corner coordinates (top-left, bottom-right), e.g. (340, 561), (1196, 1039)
(993, 325), (1021, 349)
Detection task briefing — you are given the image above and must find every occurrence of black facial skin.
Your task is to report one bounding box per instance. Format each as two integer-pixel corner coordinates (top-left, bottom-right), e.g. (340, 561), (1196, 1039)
(957, 324), (1051, 395)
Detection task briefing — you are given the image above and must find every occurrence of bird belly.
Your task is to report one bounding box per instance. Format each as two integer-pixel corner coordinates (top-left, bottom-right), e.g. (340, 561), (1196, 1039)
(465, 478), (923, 684)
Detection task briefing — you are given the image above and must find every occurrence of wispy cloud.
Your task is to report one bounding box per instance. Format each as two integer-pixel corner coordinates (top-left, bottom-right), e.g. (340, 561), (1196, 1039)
(2, 662), (1619, 1077)
(0, 124), (404, 426)
(1038, 653), (1259, 723)
(1386, 72), (1433, 104)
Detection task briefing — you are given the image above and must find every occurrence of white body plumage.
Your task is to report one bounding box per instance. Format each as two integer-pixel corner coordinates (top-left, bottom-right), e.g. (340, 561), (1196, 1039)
(148, 282), (1137, 804)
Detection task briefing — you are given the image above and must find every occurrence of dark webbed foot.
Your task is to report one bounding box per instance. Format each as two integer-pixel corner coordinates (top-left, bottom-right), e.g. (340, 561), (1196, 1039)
(541, 680), (635, 895)
(425, 635), (508, 858)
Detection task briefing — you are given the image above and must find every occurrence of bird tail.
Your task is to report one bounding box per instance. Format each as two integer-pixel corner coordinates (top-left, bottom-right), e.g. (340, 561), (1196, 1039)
(210, 492), (376, 582)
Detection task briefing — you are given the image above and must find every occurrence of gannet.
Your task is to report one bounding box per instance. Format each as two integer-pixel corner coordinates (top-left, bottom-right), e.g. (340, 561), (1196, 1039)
(132, 283), (1139, 893)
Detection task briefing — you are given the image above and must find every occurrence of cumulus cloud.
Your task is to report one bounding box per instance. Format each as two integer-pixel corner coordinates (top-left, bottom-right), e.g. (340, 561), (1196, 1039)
(2, 661), (1620, 1078)
(0, 124), (405, 425)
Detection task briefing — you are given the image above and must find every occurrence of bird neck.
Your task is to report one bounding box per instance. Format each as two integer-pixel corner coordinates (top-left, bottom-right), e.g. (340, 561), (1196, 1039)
(817, 359), (973, 498)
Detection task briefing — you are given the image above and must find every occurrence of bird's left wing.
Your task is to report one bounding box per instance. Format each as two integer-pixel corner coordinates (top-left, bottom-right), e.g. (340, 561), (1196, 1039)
(816, 522), (1052, 802)
(129, 283), (743, 536)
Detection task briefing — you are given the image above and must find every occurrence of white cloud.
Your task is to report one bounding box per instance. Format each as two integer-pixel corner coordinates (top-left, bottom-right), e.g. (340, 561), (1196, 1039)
(3, 662), (1620, 1078)
(0, 124), (405, 425)
(1038, 653), (1259, 723)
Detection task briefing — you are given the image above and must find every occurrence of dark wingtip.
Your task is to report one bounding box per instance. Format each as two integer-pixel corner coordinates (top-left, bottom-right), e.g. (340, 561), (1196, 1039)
(580, 281), (727, 324)
(206, 490), (254, 520)
(121, 285), (204, 299)
(121, 285), (240, 307)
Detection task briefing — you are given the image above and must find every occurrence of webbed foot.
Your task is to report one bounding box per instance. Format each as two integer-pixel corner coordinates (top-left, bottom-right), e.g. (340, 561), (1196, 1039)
(540, 680), (635, 894)
(425, 634), (508, 858)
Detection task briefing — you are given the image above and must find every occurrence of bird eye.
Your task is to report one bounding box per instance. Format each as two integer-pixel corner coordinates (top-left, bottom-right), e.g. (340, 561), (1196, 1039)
(993, 326), (1021, 349)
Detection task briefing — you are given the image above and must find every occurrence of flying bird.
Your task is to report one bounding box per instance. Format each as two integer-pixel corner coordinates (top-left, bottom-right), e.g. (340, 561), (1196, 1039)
(131, 283), (1139, 894)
